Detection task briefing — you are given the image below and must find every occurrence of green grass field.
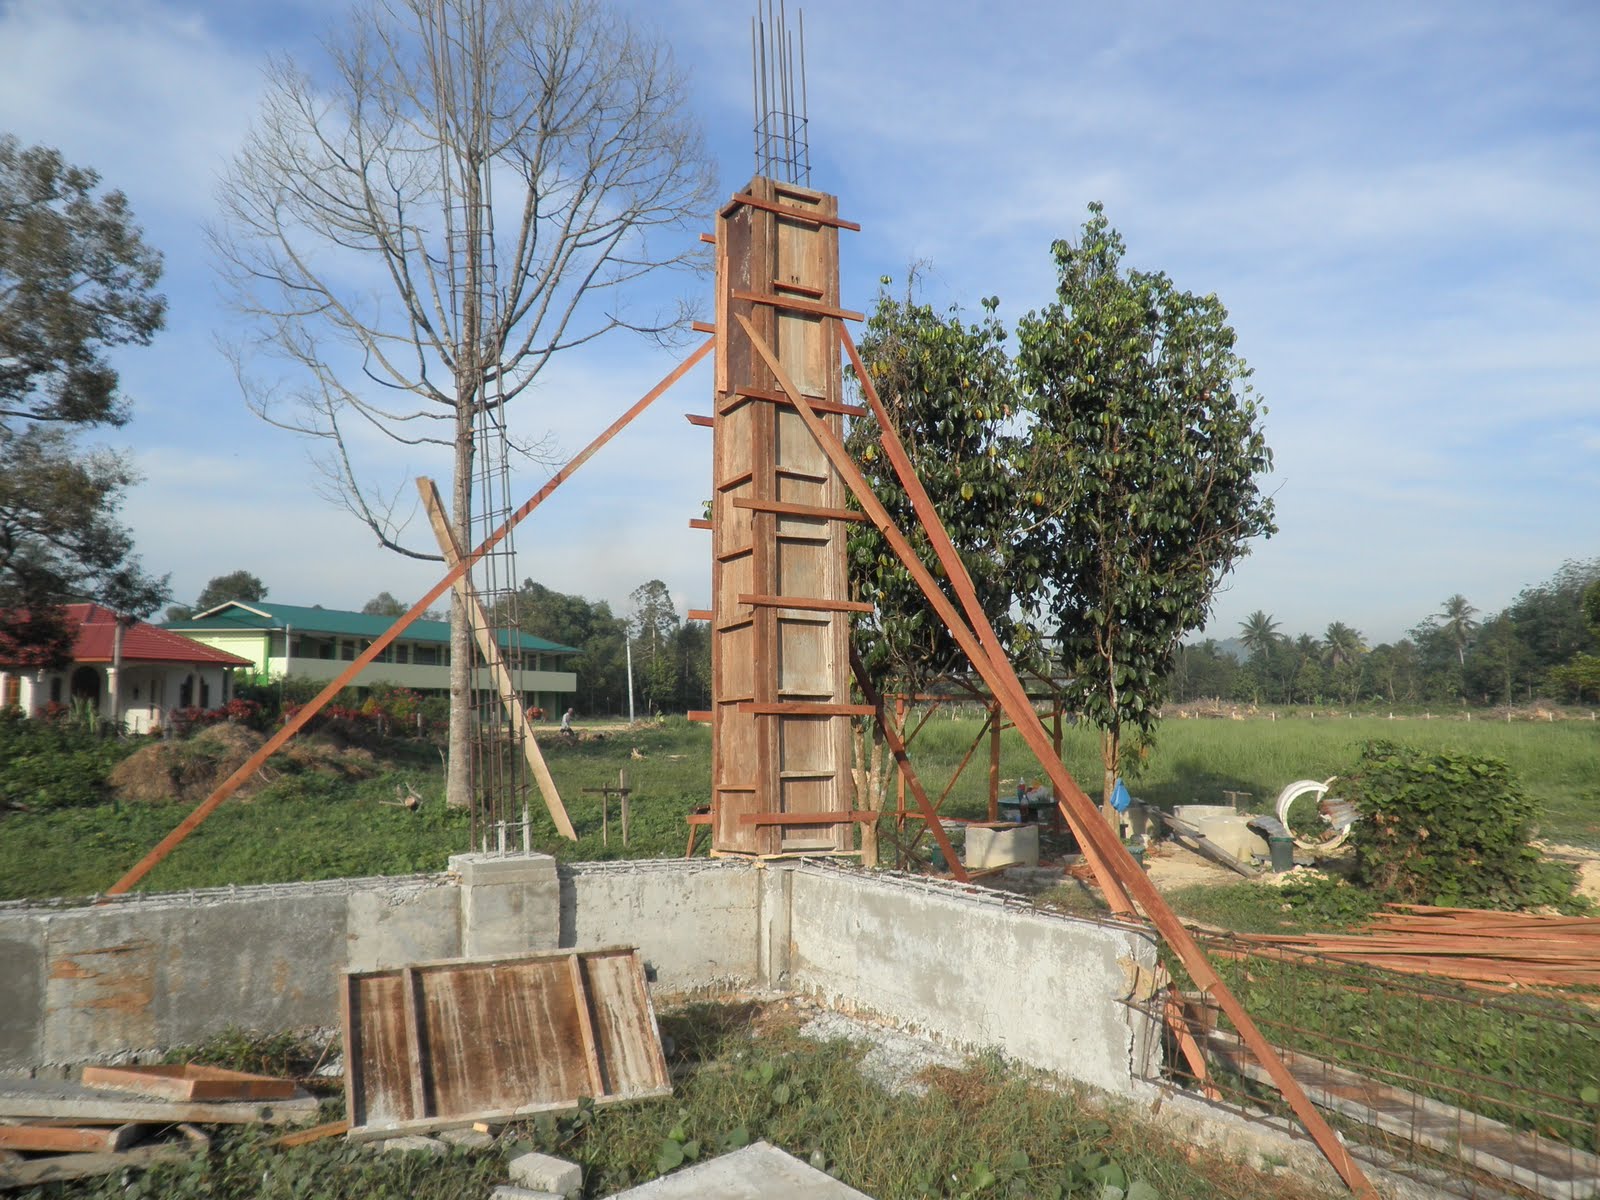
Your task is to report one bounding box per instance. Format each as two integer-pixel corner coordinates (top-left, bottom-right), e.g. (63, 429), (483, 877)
(1, 712), (1595, 901)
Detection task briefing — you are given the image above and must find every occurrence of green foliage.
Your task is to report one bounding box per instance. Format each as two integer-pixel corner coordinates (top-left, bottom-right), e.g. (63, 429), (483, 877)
(1161, 875), (1381, 934)
(0, 136), (169, 635)
(1016, 204), (1275, 803)
(195, 570), (268, 612)
(847, 281), (1038, 691)
(0, 707), (138, 810)
(1346, 740), (1580, 910)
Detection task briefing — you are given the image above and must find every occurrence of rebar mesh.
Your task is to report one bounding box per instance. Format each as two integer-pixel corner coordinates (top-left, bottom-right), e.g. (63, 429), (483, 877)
(752, 0), (810, 185)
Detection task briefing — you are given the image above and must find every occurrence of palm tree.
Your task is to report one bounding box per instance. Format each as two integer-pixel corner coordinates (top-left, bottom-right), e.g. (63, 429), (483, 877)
(1323, 622), (1367, 670)
(1436, 594), (1478, 666)
(1238, 610), (1281, 661)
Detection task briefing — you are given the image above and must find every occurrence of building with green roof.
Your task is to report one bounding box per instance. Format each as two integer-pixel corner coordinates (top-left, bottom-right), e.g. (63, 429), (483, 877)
(164, 601), (578, 715)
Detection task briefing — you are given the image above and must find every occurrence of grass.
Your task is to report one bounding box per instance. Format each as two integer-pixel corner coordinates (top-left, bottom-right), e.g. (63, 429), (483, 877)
(2, 711), (1594, 901)
(17, 1005), (1332, 1200)
(897, 711), (1600, 847)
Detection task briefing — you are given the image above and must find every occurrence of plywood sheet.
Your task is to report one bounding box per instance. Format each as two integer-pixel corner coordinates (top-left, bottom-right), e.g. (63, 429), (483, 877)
(342, 947), (670, 1139)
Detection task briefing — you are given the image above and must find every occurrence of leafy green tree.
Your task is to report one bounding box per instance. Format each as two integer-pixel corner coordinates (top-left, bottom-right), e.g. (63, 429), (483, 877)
(1468, 614), (1528, 706)
(1436, 594), (1478, 667)
(1016, 206), (1276, 815)
(499, 579), (627, 713)
(846, 279), (1039, 695)
(0, 136), (168, 654)
(360, 591), (408, 618)
(629, 579), (680, 714)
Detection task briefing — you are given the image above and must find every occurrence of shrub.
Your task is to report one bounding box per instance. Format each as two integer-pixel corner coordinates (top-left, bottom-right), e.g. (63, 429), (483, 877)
(1346, 740), (1579, 911)
(0, 708), (138, 809)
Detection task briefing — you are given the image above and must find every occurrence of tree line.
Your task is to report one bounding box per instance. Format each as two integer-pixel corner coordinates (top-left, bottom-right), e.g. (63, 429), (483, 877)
(1171, 560), (1600, 707)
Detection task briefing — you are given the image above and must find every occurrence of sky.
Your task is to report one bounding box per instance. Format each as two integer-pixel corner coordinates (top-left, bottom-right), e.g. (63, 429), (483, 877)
(2, 0), (1596, 645)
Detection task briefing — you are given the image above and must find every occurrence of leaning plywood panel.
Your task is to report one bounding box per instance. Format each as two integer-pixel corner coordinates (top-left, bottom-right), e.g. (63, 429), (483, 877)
(342, 947), (671, 1140)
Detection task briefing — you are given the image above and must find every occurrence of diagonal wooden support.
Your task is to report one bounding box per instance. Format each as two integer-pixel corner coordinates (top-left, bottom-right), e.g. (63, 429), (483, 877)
(848, 646), (968, 882)
(103, 338), (713, 897)
(734, 311), (1378, 1198)
(837, 322), (1377, 1197)
(416, 477), (577, 842)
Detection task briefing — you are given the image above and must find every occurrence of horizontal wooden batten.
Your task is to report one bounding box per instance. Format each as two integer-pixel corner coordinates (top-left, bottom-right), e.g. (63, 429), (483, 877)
(738, 810), (879, 826)
(737, 701), (875, 717)
(774, 279), (825, 298)
(685, 413), (714, 428)
(686, 609), (713, 622)
(731, 290), (864, 322)
(691, 319), (715, 333)
(716, 544), (753, 562)
(687, 710), (712, 723)
(727, 191), (862, 232)
(716, 469), (754, 492)
(688, 518), (712, 531)
(698, 233), (716, 245)
(731, 497), (865, 523)
(716, 617), (754, 633)
(737, 593), (874, 614)
(723, 387), (867, 419)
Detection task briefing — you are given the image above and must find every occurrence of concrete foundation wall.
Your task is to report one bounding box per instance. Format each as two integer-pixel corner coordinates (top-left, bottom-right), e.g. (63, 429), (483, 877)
(0, 859), (1158, 1104)
(788, 866), (1159, 1097)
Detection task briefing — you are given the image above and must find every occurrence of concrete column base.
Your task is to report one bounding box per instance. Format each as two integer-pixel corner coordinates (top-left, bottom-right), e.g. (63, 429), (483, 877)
(450, 852), (559, 957)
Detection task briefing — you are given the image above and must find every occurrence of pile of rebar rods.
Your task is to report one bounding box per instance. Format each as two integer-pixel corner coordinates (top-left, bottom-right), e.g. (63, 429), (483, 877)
(1237, 903), (1600, 990)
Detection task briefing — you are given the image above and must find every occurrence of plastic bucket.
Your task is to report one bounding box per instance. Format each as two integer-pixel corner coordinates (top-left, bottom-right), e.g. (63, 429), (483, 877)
(1268, 836), (1295, 872)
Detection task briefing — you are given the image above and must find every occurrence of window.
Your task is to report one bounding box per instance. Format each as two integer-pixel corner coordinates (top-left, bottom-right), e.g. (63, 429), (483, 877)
(340, 641), (355, 661)
(414, 645), (438, 666)
(395, 644), (409, 664)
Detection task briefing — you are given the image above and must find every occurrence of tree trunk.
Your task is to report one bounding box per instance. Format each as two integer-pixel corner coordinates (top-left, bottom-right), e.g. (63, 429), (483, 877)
(1100, 725), (1119, 828)
(446, 401), (475, 812)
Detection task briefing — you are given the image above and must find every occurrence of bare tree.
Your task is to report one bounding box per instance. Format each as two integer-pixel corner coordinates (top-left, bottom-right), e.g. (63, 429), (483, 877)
(212, 0), (715, 806)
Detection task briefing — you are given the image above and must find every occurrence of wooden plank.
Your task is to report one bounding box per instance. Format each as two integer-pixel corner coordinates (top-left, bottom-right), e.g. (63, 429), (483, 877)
(688, 518), (713, 531)
(567, 954), (608, 1098)
(685, 413), (714, 428)
(731, 497), (865, 523)
(686, 609), (713, 621)
(264, 1119), (350, 1149)
(416, 477), (577, 842)
(726, 191), (862, 231)
(344, 947), (670, 1138)
(738, 701), (874, 716)
(79, 1063), (295, 1103)
(687, 710), (712, 723)
(723, 387), (867, 419)
(0, 1140), (198, 1189)
(737, 593), (873, 614)
(731, 289), (864, 322)
(0, 1078), (318, 1127)
(737, 811), (880, 826)
(0, 1123), (142, 1154)
(401, 967), (432, 1121)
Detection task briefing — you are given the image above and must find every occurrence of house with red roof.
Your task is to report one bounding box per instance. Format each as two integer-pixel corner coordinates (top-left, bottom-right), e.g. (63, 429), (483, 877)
(0, 604), (252, 734)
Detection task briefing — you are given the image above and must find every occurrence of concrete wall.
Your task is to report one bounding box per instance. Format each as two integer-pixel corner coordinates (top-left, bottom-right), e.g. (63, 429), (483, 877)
(0, 858), (1158, 1104)
(787, 865), (1159, 1097)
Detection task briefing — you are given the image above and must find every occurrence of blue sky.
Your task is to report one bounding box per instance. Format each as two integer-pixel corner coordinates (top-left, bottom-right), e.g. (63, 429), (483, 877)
(2, 0), (1596, 645)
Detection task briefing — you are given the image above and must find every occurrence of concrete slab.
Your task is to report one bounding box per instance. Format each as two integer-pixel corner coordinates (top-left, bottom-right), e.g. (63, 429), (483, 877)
(964, 825), (1039, 869)
(508, 1149), (581, 1195)
(611, 1141), (871, 1198)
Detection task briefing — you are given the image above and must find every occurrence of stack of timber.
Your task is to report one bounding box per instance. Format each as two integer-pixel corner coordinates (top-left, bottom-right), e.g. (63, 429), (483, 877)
(0, 1065), (314, 1189)
(1238, 904), (1600, 990)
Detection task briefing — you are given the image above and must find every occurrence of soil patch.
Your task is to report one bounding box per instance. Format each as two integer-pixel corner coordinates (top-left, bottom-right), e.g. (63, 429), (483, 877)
(109, 725), (378, 804)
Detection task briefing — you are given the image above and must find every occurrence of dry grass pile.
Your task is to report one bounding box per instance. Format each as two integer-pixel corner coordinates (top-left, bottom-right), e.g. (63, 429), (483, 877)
(109, 724), (377, 804)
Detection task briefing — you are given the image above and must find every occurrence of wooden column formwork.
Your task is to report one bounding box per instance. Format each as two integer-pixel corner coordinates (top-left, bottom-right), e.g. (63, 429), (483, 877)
(710, 178), (864, 856)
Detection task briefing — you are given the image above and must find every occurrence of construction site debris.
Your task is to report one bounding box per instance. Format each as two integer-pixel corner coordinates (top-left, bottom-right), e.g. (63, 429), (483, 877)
(508, 1149), (581, 1194)
(379, 1134), (448, 1155)
(0, 1123), (142, 1154)
(264, 1119), (350, 1150)
(343, 947), (671, 1139)
(0, 1123), (209, 1190)
(0, 1076), (319, 1126)
(80, 1062), (297, 1102)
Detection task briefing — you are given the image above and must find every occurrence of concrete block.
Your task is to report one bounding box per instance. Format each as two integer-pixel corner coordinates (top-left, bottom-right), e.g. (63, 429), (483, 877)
(508, 1150), (581, 1195)
(452, 852), (559, 957)
(438, 1126), (495, 1149)
(964, 824), (1039, 869)
(492, 1188), (563, 1200)
(379, 1134), (447, 1155)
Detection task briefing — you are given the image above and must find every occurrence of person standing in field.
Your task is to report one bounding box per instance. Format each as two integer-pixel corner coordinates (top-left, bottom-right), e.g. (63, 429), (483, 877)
(561, 707), (575, 738)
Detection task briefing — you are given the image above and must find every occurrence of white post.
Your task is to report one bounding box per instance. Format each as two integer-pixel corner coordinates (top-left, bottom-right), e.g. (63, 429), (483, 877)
(625, 635), (636, 724)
